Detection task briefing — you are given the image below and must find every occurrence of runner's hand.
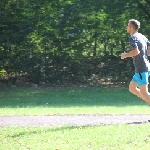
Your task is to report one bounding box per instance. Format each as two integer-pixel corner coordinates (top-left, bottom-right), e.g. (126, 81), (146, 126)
(121, 51), (127, 59)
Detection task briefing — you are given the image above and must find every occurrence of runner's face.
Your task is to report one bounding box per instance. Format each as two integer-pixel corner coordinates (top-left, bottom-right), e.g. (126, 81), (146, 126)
(127, 23), (133, 34)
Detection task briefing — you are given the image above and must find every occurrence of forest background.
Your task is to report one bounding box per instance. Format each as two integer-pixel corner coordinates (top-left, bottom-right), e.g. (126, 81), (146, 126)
(0, 0), (150, 86)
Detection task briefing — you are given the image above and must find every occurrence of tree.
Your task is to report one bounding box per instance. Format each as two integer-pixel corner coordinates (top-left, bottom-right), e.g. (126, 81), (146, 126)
(0, 0), (150, 85)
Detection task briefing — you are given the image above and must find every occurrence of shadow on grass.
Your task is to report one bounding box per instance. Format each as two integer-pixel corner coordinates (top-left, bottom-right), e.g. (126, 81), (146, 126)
(0, 86), (147, 108)
(5, 122), (150, 139)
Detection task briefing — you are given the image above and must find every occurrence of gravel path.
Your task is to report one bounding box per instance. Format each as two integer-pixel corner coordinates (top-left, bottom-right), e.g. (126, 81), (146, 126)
(0, 114), (150, 127)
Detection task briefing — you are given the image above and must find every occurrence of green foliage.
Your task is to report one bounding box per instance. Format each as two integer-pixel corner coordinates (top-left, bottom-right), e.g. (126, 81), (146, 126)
(0, 0), (150, 85)
(0, 69), (6, 76)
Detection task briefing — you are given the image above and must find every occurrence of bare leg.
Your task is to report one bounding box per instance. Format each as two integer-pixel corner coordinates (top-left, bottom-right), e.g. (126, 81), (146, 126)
(139, 84), (150, 105)
(129, 81), (145, 101)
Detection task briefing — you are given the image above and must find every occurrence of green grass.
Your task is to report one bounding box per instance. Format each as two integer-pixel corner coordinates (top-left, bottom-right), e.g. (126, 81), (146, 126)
(1, 124), (150, 150)
(0, 86), (150, 116)
(1, 87), (150, 150)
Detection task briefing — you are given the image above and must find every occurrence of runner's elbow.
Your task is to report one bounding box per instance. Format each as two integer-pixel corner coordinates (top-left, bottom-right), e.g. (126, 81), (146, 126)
(132, 48), (140, 56)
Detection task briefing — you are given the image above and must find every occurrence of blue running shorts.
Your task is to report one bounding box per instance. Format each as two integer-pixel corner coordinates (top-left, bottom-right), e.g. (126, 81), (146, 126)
(132, 71), (150, 86)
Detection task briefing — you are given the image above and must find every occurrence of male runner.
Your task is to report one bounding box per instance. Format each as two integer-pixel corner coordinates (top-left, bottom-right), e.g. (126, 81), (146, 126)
(121, 19), (150, 105)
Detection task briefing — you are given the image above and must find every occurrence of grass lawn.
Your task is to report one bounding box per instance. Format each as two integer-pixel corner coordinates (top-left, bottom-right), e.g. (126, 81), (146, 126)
(1, 86), (150, 150)
(0, 86), (150, 116)
(0, 88), (150, 116)
(1, 124), (150, 150)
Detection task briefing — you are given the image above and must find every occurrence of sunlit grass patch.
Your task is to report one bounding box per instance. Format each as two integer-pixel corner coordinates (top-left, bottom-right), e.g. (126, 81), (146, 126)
(0, 87), (149, 116)
(1, 124), (150, 150)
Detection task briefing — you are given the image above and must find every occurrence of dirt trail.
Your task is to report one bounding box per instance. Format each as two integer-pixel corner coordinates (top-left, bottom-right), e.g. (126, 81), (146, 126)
(0, 114), (150, 127)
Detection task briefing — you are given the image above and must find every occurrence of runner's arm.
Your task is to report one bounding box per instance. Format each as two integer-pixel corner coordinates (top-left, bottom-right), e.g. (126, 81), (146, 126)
(124, 48), (139, 58)
(121, 36), (139, 59)
(121, 48), (139, 59)
(147, 40), (150, 56)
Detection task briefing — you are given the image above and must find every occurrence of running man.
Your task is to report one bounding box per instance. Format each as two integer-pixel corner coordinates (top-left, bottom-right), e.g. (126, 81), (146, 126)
(121, 19), (150, 105)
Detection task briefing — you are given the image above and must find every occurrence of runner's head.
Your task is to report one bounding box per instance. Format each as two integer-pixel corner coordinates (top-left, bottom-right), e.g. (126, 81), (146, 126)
(127, 19), (140, 35)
